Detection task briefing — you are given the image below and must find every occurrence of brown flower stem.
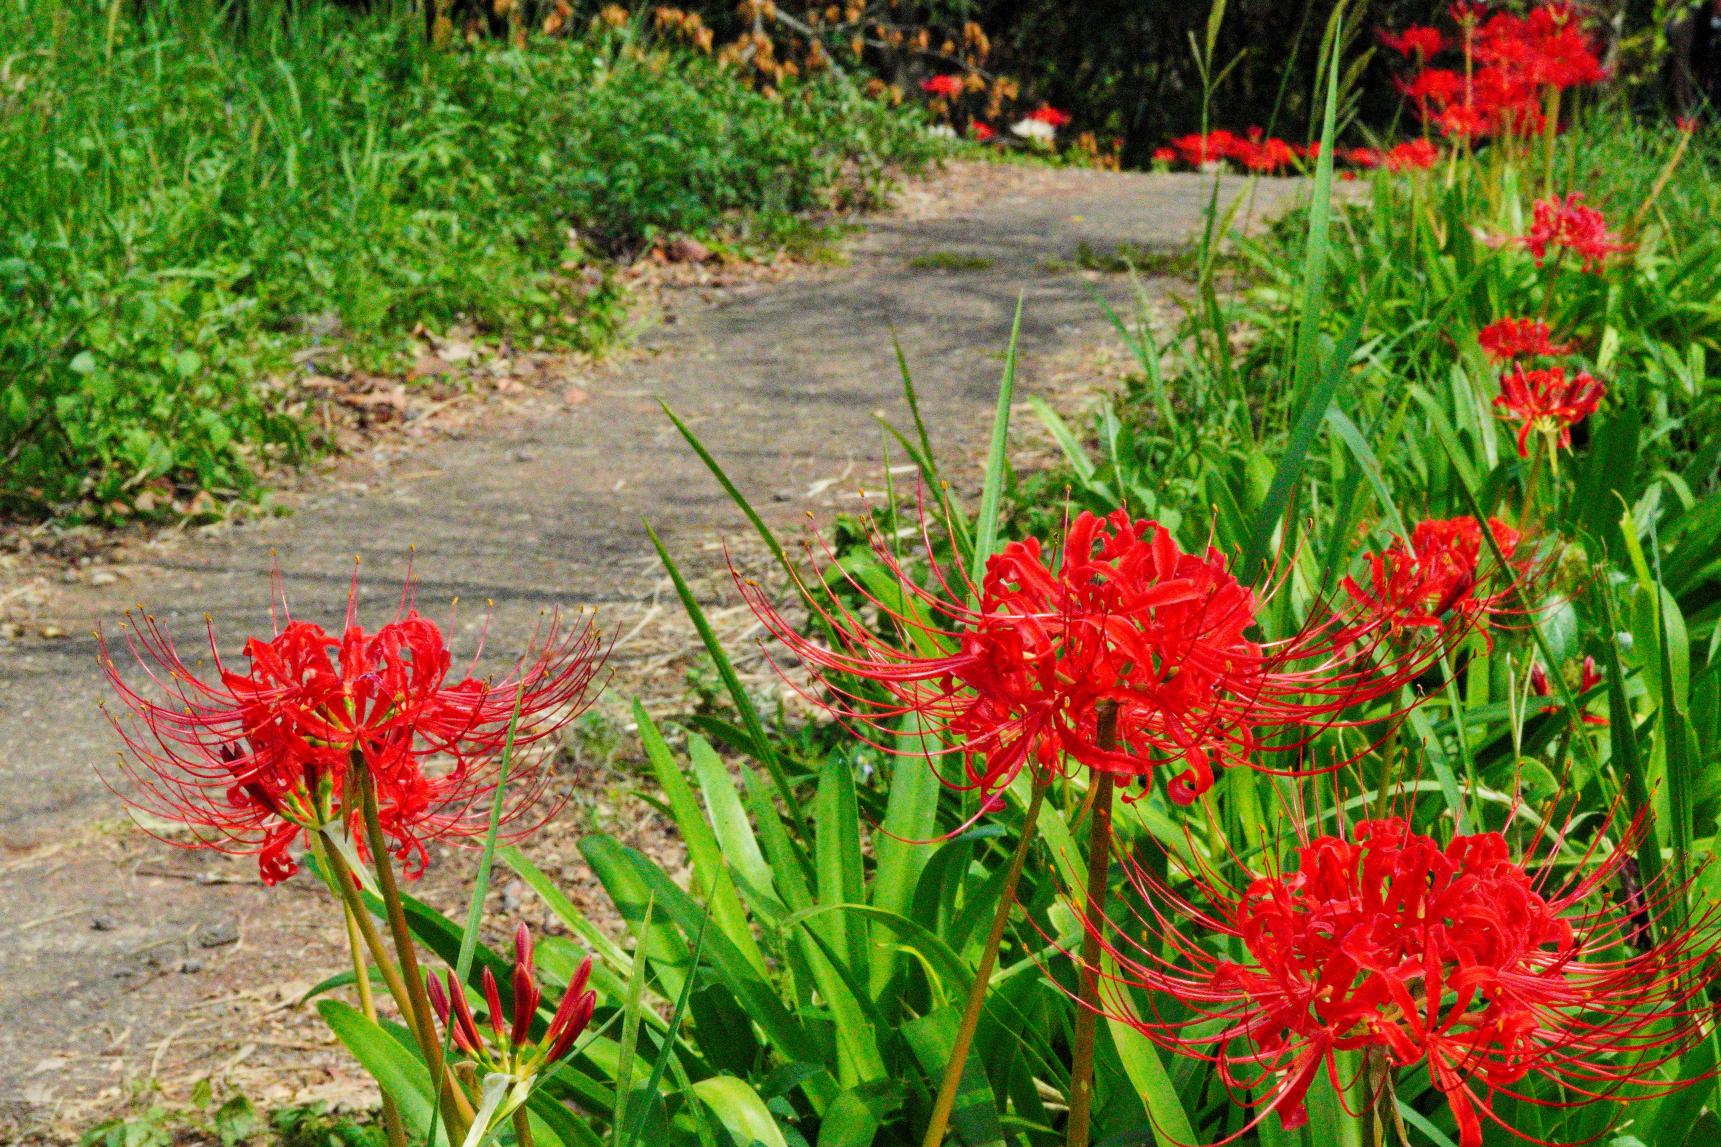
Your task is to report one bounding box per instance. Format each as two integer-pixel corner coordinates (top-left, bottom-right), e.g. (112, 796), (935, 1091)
(1065, 743), (1117, 1147)
(356, 765), (477, 1139)
(315, 834), (415, 1018)
(919, 780), (1050, 1147)
(513, 1105), (537, 1147)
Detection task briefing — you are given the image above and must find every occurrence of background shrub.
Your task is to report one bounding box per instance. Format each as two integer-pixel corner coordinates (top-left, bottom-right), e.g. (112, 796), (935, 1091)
(0, 0), (943, 519)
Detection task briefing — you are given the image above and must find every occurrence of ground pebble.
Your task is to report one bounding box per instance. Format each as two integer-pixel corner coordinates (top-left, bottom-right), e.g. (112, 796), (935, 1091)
(198, 921), (240, 948)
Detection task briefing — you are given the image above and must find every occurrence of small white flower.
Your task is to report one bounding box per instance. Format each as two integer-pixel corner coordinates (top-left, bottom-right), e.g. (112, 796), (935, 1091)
(1011, 118), (1056, 141)
(926, 123), (958, 140)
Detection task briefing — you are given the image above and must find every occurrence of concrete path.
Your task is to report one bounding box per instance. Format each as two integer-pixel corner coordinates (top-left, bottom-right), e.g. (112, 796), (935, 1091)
(0, 163), (1290, 1134)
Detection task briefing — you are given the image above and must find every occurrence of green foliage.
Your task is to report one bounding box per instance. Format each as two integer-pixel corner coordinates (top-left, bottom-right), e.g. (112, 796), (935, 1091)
(79, 1088), (323, 1147)
(907, 251), (996, 270)
(0, 0), (941, 520)
(1000, 105), (1721, 1147)
(271, 1103), (383, 1147)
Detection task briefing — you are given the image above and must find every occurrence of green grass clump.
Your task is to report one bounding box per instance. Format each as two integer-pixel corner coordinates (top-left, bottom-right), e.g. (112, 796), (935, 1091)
(1040, 239), (1202, 275)
(908, 250), (996, 270)
(0, 0), (944, 520)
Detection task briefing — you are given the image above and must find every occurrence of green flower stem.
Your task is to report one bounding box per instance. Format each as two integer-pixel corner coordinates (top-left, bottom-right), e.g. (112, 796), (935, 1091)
(315, 832), (416, 1022)
(343, 900), (409, 1147)
(919, 779), (1050, 1147)
(319, 832), (476, 1137)
(316, 834), (410, 1147)
(1064, 755), (1117, 1147)
(356, 763), (477, 1140)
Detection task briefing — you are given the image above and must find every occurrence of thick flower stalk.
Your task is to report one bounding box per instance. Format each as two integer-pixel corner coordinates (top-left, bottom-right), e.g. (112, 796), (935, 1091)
(428, 926), (597, 1146)
(1494, 363), (1606, 459)
(1083, 809), (1716, 1147)
(741, 507), (1443, 811)
(98, 574), (606, 884)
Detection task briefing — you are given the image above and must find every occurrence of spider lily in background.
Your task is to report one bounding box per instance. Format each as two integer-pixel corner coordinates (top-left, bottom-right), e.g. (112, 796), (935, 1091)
(1339, 515), (1535, 649)
(1477, 317), (1574, 363)
(428, 925), (597, 1147)
(739, 503), (1455, 1147)
(1077, 798), (1718, 1147)
(1517, 193), (1631, 272)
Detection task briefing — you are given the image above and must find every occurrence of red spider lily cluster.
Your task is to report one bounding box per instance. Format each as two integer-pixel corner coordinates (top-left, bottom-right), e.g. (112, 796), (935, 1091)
(1086, 808), (1716, 1147)
(1024, 104), (1071, 127)
(1340, 516), (1529, 647)
(1385, 2), (1606, 140)
(741, 507), (1447, 809)
(1154, 132), (1441, 175)
(918, 73), (964, 98)
(1516, 192), (1631, 272)
(1494, 364), (1606, 458)
(1160, 129), (1301, 174)
(98, 577), (605, 883)
(427, 925), (596, 1078)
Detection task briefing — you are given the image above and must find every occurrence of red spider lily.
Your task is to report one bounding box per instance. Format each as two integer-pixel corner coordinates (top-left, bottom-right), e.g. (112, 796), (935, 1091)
(1449, 1), (1487, 28)
(1532, 656), (1608, 724)
(1171, 130), (1240, 166)
(98, 574), (605, 883)
(1387, 3), (1604, 142)
(1232, 132), (1298, 174)
(1383, 138), (1440, 171)
(919, 74), (963, 98)
(1345, 146), (1383, 169)
(1517, 193), (1631, 271)
(1477, 317), (1574, 362)
(1492, 3), (1607, 90)
(1026, 104), (1071, 127)
(1380, 24), (1446, 58)
(427, 925), (596, 1077)
(1083, 804), (1717, 1147)
(1433, 101), (1492, 138)
(970, 121), (995, 142)
(1151, 146), (1176, 164)
(1494, 364), (1606, 457)
(738, 506), (1443, 809)
(1340, 516), (1529, 647)
(1398, 67), (1463, 107)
